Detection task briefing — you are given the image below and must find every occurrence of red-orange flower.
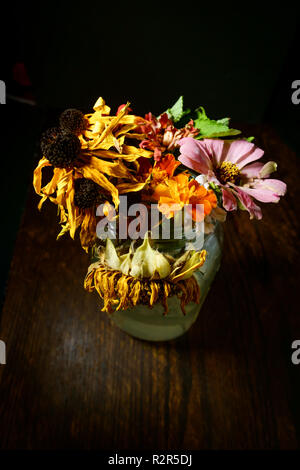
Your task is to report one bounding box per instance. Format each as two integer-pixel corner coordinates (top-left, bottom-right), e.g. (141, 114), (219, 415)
(138, 112), (198, 161)
(133, 153), (181, 189)
(151, 153), (181, 183)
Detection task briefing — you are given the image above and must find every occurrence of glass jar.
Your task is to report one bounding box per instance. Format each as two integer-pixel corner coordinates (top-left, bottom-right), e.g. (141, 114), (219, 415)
(109, 223), (224, 341)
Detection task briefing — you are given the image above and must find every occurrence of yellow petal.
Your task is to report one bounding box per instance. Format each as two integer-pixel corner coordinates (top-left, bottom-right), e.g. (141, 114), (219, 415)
(122, 145), (153, 158)
(124, 133), (145, 140)
(117, 182), (148, 194)
(42, 167), (63, 195)
(84, 149), (123, 160)
(86, 155), (135, 180)
(171, 250), (207, 282)
(97, 102), (130, 145)
(80, 209), (97, 252)
(49, 169), (72, 205)
(57, 204), (68, 223)
(56, 222), (71, 240)
(150, 282), (159, 306)
(65, 177), (76, 239)
(33, 157), (52, 195)
(79, 166), (120, 208)
(37, 195), (47, 210)
(115, 124), (137, 137)
(130, 280), (141, 306)
(92, 96), (111, 114)
(103, 201), (115, 220)
(87, 133), (116, 151)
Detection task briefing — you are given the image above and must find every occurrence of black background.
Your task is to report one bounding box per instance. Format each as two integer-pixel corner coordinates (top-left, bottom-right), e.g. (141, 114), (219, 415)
(1, 4), (299, 299)
(0, 2), (300, 456)
(3, 5), (299, 120)
(1, 6), (299, 296)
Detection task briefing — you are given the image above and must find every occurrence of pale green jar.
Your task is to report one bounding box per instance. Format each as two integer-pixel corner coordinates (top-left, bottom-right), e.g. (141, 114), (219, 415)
(109, 223), (224, 342)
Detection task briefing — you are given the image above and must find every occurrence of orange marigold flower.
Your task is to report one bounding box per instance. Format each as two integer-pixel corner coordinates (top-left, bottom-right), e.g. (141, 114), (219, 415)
(187, 179), (218, 222)
(151, 172), (217, 221)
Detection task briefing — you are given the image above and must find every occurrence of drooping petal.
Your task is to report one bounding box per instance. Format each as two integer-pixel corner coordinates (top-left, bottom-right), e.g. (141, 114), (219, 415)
(241, 187), (280, 203)
(122, 145), (153, 159)
(117, 181), (149, 194)
(86, 155), (135, 180)
(79, 165), (119, 208)
(234, 188), (262, 219)
(257, 178), (287, 196)
(33, 157), (52, 195)
(65, 177), (77, 238)
(80, 209), (97, 253)
(170, 250), (207, 282)
(221, 188), (237, 211)
(241, 179), (287, 203)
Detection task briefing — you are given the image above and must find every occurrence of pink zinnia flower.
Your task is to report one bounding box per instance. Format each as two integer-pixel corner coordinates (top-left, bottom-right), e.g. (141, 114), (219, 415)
(177, 138), (287, 219)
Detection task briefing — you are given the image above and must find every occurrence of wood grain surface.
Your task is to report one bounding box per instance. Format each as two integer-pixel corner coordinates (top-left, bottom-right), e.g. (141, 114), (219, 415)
(0, 124), (299, 450)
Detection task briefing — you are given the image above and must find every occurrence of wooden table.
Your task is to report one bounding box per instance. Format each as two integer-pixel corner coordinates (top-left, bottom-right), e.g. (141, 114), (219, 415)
(0, 124), (299, 450)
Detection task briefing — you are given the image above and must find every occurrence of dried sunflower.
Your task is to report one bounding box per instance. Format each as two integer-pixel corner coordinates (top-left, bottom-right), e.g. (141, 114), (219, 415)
(84, 235), (206, 315)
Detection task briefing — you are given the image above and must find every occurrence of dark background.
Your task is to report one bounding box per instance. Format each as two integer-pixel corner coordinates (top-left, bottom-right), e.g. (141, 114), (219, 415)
(1, 4), (299, 305)
(0, 4), (300, 451)
(4, 5), (299, 119)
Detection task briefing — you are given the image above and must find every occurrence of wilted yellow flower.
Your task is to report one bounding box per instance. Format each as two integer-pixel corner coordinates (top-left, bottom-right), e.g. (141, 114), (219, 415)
(84, 235), (206, 314)
(33, 97), (154, 251)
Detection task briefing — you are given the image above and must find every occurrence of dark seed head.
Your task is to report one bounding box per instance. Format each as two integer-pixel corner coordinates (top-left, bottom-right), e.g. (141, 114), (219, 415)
(59, 108), (87, 135)
(40, 127), (60, 156)
(41, 129), (81, 168)
(74, 178), (100, 209)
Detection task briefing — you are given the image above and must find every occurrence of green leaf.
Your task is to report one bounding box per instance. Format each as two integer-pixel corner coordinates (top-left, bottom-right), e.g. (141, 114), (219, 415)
(214, 117), (230, 126)
(209, 182), (223, 206)
(166, 96), (190, 123)
(198, 129), (241, 139)
(194, 106), (241, 139)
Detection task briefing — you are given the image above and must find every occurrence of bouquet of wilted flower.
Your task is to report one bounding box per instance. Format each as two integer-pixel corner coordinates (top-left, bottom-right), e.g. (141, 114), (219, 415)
(33, 96), (286, 329)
